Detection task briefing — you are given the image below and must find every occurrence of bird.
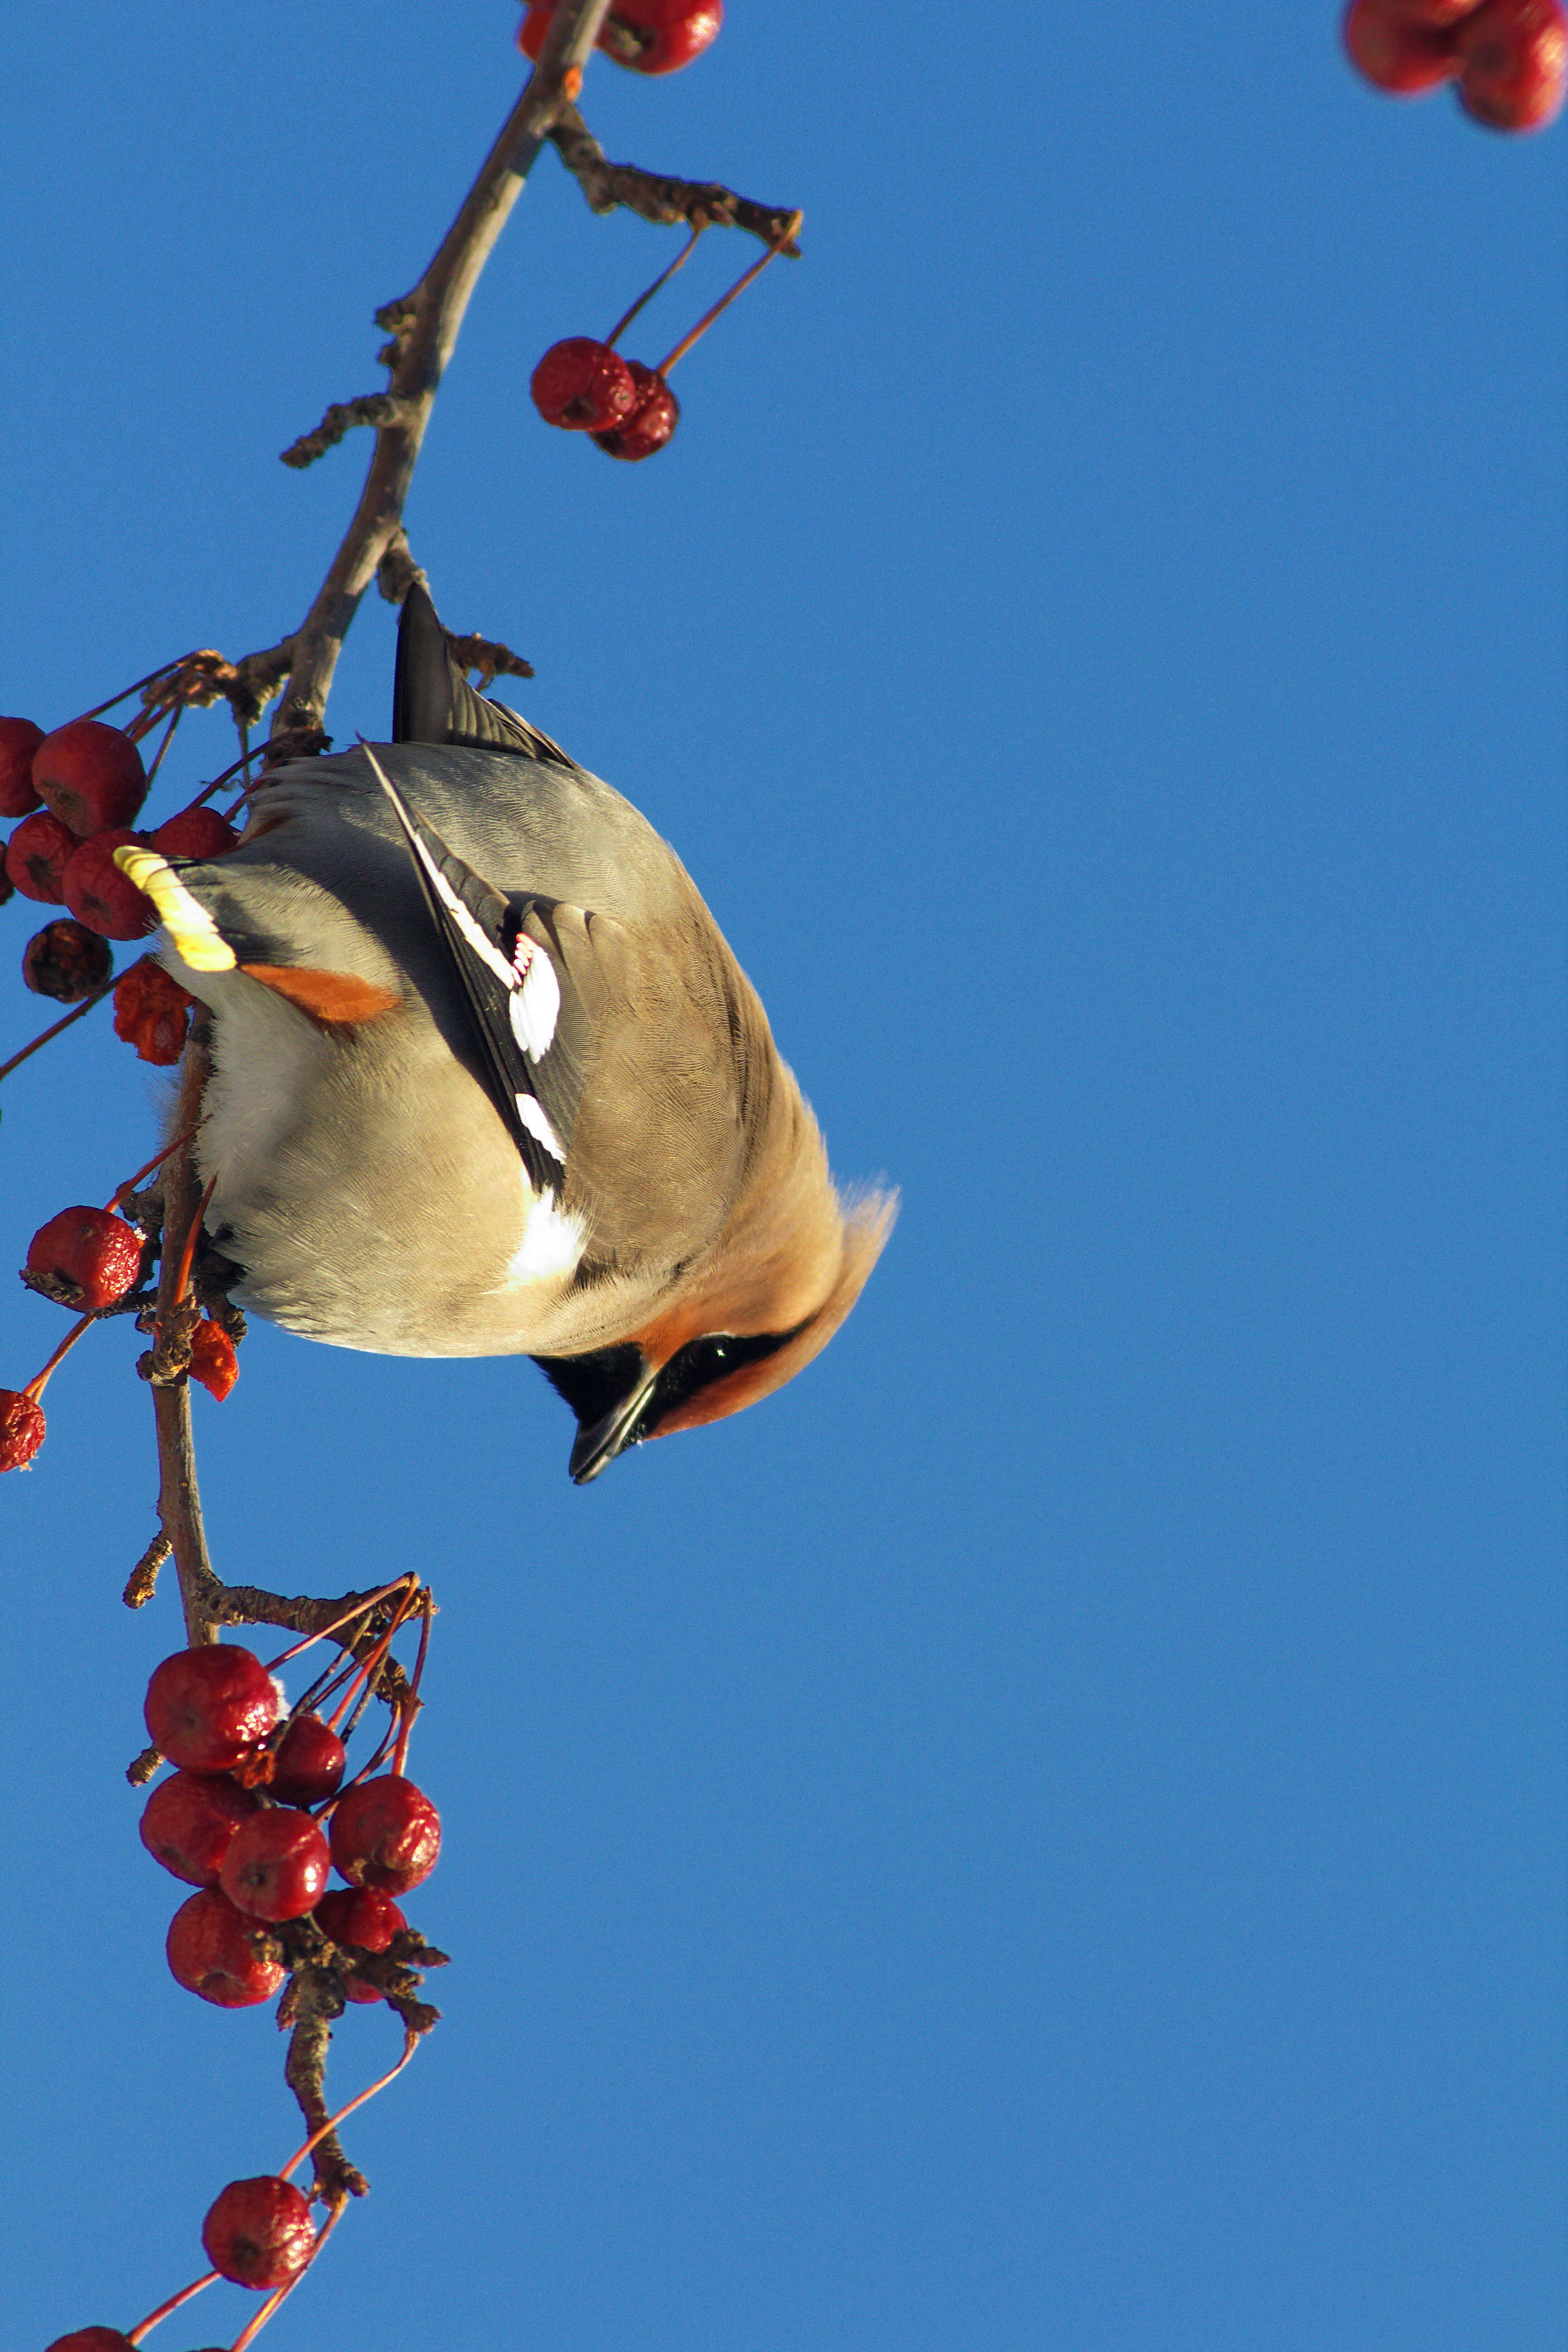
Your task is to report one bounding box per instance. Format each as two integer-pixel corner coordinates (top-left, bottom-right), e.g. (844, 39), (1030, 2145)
(116, 584), (893, 1481)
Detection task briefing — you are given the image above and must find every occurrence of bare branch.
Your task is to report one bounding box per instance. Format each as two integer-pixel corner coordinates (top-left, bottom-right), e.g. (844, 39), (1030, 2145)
(280, 394), (422, 472)
(549, 102), (804, 251)
(146, 1030), (222, 1647)
(269, 0), (616, 742)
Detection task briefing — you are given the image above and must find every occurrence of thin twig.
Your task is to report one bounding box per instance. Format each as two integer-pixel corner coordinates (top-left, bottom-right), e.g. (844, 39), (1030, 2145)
(549, 102), (804, 252)
(146, 1031), (221, 1645)
(268, 0), (616, 743)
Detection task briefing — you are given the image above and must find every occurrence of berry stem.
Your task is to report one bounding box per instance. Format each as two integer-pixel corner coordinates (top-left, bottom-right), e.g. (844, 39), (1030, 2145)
(655, 209), (803, 377)
(390, 1592), (434, 1777)
(281, 2030), (420, 2184)
(324, 1583), (424, 1742)
(138, 700), (184, 783)
(127, 2266), (220, 2343)
(107, 1120), (204, 1214)
(0, 982), (115, 1088)
(164, 1169), (220, 1318)
(23, 1310), (98, 1402)
(227, 2198), (347, 2352)
(604, 222), (703, 348)
(76, 654), (199, 724)
(263, 1574), (418, 1675)
(190, 745), (258, 808)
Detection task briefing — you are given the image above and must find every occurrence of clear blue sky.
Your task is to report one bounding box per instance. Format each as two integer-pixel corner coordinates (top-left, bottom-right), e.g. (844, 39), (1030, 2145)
(2, 6), (1564, 2347)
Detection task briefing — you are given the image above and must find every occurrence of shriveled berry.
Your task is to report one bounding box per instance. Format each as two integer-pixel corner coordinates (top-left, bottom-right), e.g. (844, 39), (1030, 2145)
(1344, 0), (1462, 86)
(315, 1884), (407, 1953)
(0, 717), (45, 818)
(0, 1389), (46, 1471)
(220, 1808), (332, 1921)
(1456, 0), (1568, 123)
(25, 1206), (143, 1313)
(145, 1644), (279, 1772)
(6, 809), (80, 903)
(141, 1769), (260, 1886)
(113, 956), (194, 1065)
(531, 337), (639, 431)
(329, 1773), (441, 1893)
(166, 1886), (285, 2007)
(188, 1318), (240, 1402)
(150, 804), (240, 860)
(22, 918), (114, 1003)
(201, 2176), (316, 2289)
(62, 829), (155, 941)
(33, 720), (148, 836)
(270, 1711), (346, 1806)
(43, 2331), (138, 2352)
(592, 361), (680, 462)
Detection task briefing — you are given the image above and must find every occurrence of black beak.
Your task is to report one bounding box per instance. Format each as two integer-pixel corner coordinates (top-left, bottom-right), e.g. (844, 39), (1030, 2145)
(568, 1357), (663, 1485)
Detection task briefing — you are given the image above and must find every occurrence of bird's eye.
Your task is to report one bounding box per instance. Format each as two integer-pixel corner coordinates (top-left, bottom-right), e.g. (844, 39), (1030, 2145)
(642, 1328), (791, 1431)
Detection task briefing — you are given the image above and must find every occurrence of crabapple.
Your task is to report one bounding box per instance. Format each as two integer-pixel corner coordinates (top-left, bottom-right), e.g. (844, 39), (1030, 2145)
(1343, 0), (1462, 88)
(32, 720), (148, 836)
(61, 829), (156, 941)
(0, 717), (45, 818)
(0, 1390), (46, 1471)
(144, 1644), (280, 1773)
(592, 361), (680, 462)
(531, 338), (638, 431)
(112, 956), (193, 1064)
(201, 2176), (316, 2288)
(328, 1773), (441, 1893)
(166, 1886), (285, 2007)
(24, 1206), (143, 1313)
(140, 1769), (260, 1887)
(150, 804), (240, 860)
(270, 1711), (347, 1806)
(315, 1884), (407, 1952)
(5, 810), (80, 903)
(220, 1808), (332, 1921)
(21, 918), (113, 1003)
(1456, 0), (1568, 124)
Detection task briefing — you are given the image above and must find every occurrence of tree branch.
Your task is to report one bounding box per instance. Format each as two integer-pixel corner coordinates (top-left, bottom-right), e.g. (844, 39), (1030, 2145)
(269, 0), (616, 742)
(549, 102), (804, 250)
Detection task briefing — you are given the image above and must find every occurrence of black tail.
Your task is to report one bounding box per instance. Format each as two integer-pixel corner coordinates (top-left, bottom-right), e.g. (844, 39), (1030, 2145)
(392, 583), (573, 767)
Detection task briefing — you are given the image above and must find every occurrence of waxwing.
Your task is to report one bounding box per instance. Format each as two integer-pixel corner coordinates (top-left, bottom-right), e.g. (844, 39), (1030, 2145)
(117, 586), (893, 1481)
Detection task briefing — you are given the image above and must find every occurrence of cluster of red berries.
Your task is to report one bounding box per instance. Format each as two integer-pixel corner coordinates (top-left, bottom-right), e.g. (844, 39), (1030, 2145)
(531, 339), (680, 461)
(142, 1643), (440, 2008)
(1344, 0), (1568, 127)
(0, 1173), (239, 1474)
(518, 0), (721, 78)
(43, 1642), (440, 2344)
(3, 710), (234, 1058)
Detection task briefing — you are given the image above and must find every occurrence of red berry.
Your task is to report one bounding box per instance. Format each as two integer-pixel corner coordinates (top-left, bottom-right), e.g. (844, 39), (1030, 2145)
(0, 1389), (46, 1471)
(22, 918), (114, 1003)
(44, 2332), (139, 2352)
(1456, 0), (1568, 123)
(220, 1808), (332, 1921)
(592, 361), (680, 462)
(166, 1886), (285, 2007)
(150, 804), (240, 860)
(201, 2176), (316, 2289)
(0, 717), (45, 818)
(113, 955), (194, 1065)
(1343, 0), (1462, 86)
(25, 1206), (143, 1313)
(270, 1711), (347, 1806)
(531, 337), (639, 431)
(189, 1318), (240, 1402)
(519, 0), (721, 74)
(32, 720), (148, 836)
(328, 1773), (441, 1893)
(603, 0), (723, 74)
(315, 1884), (407, 1952)
(145, 1645), (280, 1772)
(61, 828), (156, 941)
(5, 809), (81, 903)
(140, 1769), (260, 1886)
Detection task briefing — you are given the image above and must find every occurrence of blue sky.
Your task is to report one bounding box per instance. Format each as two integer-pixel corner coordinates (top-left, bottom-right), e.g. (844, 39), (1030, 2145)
(2, 6), (1564, 2348)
